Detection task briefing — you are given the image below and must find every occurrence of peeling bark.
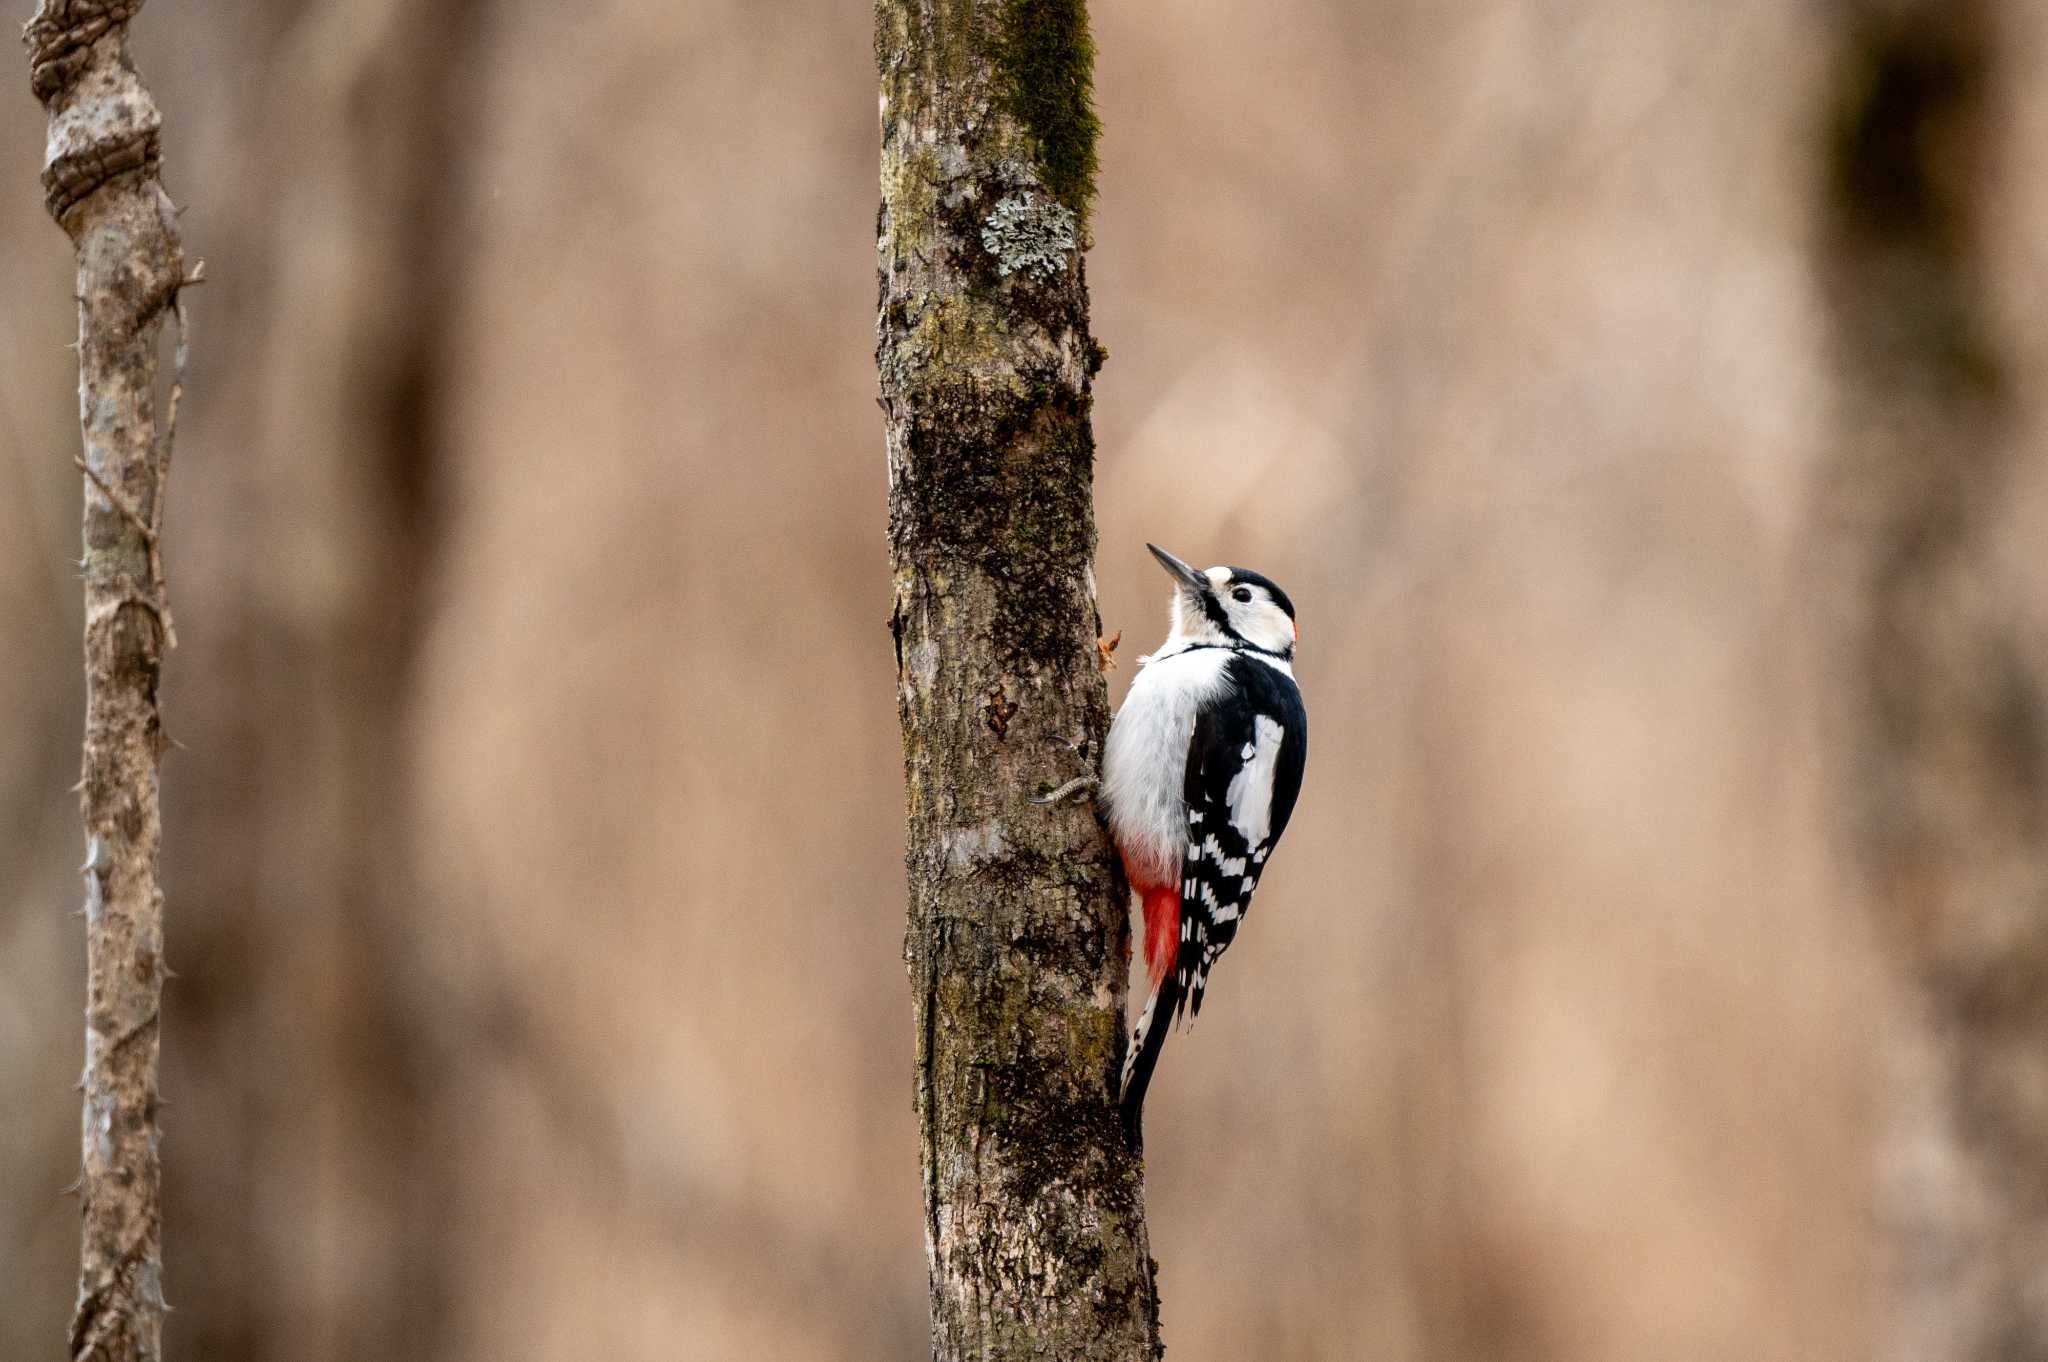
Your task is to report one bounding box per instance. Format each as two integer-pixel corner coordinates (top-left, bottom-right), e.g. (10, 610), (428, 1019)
(25, 3), (187, 1360)
(1818, 5), (2048, 1357)
(877, 3), (1161, 1358)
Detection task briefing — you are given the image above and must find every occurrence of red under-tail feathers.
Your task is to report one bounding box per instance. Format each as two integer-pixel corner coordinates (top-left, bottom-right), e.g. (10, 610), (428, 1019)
(1121, 870), (1183, 1143)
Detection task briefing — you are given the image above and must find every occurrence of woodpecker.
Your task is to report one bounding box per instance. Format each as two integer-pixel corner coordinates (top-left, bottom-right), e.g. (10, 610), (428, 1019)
(1102, 544), (1307, 1140)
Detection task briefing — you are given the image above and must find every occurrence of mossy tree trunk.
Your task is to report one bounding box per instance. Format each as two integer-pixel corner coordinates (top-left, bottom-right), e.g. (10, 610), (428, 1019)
(876, 3), (1162, 1358)
(25, 3), (188, 1359)
(1818, 5), (2048, 1357)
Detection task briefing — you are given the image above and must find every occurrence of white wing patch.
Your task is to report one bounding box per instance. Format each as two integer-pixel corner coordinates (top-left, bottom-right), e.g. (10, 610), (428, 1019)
(1223, 715), (1286, 849)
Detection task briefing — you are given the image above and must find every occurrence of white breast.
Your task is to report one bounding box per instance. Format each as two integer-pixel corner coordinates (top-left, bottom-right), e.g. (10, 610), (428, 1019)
(1101, 647), (1233, 889)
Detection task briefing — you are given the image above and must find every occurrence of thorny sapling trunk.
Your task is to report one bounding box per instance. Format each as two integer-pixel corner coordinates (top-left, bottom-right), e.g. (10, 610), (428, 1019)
(877, 2), (1162, 1358)
(25, 3), (192, 1359)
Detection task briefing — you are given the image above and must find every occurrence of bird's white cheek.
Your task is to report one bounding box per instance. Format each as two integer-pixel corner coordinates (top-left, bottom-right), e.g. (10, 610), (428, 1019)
(1244, 610), (1294, 654)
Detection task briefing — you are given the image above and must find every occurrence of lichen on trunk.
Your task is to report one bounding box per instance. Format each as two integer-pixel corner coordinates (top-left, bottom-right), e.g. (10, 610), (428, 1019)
(877, 2), (1160, 1358)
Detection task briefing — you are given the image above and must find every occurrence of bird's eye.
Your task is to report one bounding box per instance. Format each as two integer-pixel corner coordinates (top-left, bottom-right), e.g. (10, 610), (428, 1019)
(1231, 587), (1253, 603)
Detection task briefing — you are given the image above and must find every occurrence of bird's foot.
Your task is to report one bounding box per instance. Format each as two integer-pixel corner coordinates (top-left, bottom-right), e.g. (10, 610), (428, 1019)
(1030, 774), (1099, 806)
(1030, 733), (1099, 805)
(1047, 732), (1092, 761)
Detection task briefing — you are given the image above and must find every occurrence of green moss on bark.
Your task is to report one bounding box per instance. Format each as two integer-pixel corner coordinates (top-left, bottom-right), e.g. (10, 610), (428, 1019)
(994, 0), (1101, 223)
(876, 0), (1101, 225)
(882, 145), (944, 259)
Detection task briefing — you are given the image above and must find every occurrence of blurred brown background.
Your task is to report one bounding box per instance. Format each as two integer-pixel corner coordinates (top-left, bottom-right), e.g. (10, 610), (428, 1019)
(6, 2), (2048, 1359)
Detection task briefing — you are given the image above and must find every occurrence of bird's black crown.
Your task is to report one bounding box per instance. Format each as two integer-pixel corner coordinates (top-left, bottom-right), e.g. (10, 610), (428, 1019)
(1224, 567), (1295, 621)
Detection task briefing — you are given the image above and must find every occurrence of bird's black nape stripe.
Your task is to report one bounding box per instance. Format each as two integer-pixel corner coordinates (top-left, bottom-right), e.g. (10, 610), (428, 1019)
(1226, 567), (1295, 620)
(1121, 970), (1182, 1147)
(1198, 585), (1235, 634)
(1172, 639), (1294, 662)
(1197, 576), (1294, 659)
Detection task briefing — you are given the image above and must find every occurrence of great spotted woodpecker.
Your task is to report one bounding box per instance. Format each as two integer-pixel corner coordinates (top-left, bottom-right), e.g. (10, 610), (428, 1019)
(1103, 544), (1307, 1139)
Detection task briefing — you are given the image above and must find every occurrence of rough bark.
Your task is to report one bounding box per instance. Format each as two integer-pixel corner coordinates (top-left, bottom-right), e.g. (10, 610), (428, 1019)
(1818, 4), (2048, 1357)
(877, 3), (1161, 1358)
(25, 3), (187, 1360)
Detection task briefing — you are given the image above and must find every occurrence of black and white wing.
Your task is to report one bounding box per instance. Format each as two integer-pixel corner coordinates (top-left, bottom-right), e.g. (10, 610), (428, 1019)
(1175, 656), (1307, 1021)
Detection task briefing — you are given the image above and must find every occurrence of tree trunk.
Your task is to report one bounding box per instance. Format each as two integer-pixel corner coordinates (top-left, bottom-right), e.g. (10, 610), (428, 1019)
(153, 4), (477, 1356)
(1818, 4), (2048, 1358)
(25, 4), (188, 1360)
(877, 4), (1161, 1358)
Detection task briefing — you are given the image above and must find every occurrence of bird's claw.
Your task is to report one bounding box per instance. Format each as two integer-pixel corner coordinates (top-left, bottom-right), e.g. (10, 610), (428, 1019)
(1030, 733), (1098, 805)
(1030, 775), (1099, 806)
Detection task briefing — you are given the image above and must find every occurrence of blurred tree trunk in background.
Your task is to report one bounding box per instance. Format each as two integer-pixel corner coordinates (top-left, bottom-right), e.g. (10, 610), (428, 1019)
(1819, 3), (2048, 1357)
(877, 3), (1161, 1358)
(156, 5), (481, 1358)
(26, 3), (188, 1358)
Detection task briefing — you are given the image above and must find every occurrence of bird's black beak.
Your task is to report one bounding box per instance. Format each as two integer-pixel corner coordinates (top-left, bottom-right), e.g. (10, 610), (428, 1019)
(1147, 543), (1209, 594)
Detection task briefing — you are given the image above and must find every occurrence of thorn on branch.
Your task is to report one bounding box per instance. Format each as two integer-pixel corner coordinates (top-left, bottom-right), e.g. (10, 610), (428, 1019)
(153, 282), (190, 540)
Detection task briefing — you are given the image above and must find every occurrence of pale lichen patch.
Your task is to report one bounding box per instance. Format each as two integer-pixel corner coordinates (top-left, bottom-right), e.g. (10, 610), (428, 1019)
(943, 819), (1010, 874)
(981, 192), (1076, 282)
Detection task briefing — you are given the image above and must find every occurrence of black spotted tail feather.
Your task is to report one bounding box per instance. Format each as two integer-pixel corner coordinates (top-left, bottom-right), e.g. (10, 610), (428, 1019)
(1120, 970), (1182, 1144)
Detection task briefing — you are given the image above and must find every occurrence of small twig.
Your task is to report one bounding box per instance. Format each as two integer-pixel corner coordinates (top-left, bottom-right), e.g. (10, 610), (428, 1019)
(152, 270), (192, 538)
(73, 460), (176, 644)
(74, 456), (154, 545)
